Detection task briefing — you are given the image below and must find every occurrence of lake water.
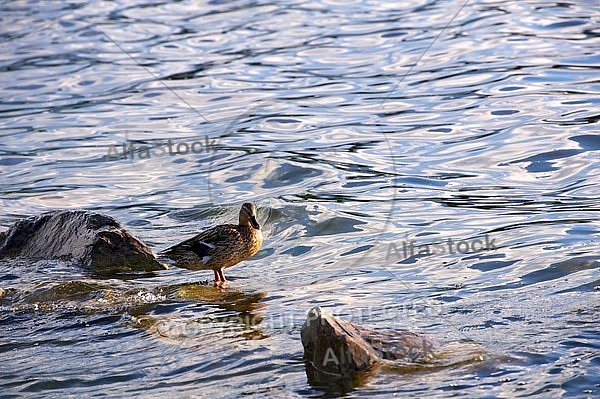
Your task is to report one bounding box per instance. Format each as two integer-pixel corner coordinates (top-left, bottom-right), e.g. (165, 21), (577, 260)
(1, 0), (599, 398)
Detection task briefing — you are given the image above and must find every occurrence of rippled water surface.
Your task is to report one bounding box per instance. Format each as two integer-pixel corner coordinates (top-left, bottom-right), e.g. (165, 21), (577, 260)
(1, 0), (599, 397)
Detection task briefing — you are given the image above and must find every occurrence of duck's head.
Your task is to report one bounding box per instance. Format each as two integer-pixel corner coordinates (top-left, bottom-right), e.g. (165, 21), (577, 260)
(239, 203), (260, 230)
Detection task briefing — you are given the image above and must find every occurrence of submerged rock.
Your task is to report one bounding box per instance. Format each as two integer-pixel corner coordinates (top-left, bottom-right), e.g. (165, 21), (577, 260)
(0, 210), (166, 273)
(301, 307), (436, 379)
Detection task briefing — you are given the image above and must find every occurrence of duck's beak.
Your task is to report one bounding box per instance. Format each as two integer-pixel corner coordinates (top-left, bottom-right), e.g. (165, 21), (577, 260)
(250, 215), (260, 230)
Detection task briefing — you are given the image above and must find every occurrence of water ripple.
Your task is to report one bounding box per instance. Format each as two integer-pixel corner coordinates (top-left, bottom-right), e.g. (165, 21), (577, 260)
(1, 0), (599, 397)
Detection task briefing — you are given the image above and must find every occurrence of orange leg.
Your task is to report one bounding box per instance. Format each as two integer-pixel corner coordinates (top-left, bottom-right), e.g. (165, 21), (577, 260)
(217, 269), (226, 282)
(213, 269), (219, 282)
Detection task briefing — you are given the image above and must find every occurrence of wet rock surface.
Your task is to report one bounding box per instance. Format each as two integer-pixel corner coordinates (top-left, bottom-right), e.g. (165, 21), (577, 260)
(301, 307), (437, 380)
(0, 210), (166, 273)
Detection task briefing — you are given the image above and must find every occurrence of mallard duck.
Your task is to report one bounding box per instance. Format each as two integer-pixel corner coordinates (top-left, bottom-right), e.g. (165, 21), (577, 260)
(162, 203), (263, 284)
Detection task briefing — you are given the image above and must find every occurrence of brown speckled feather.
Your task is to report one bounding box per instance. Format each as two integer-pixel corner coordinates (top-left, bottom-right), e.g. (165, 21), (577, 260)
(163, 224), (261, 270)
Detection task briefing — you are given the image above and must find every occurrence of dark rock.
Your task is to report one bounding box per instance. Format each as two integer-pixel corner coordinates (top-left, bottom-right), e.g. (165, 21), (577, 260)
(301, 307), (436, 379)
(0, 210), (166, 273)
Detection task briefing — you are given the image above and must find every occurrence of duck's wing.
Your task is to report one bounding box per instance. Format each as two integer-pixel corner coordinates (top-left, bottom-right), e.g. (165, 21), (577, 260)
(163, 224), (243, 258)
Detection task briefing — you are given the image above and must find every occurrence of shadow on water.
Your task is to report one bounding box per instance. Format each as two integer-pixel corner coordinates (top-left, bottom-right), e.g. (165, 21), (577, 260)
(305, 362), (378, 398)
(131, 282), (269, 343)
(0, 259), (269, 344)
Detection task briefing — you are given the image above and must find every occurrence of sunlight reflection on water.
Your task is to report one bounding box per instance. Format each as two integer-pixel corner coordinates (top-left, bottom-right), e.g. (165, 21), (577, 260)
(1, 0), (599, 397)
